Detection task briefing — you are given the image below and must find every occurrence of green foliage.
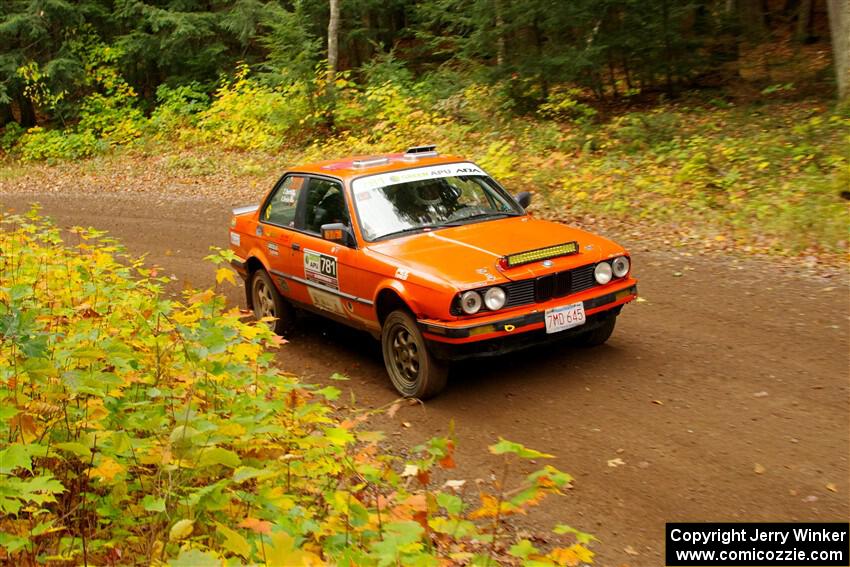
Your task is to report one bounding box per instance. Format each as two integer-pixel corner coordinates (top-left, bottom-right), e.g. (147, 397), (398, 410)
(147, 83), (211, 134)
(0, 212), (591, 564)
(361, 51), (416, 90)
(192, 65), (315, 151)
(15, 127), (103, 161)
(609, 110), (682, 151)
(257, 1), (323, 84)
(0, 0), (839, 137)
(0, 123), (24, 152)
(538, 87), (598, 123)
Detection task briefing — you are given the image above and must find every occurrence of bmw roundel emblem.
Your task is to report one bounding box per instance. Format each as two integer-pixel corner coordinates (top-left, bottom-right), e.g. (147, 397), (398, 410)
(542, 260), (553, 267)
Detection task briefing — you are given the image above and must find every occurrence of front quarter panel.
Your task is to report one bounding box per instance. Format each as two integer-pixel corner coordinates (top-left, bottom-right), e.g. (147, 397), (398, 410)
(362, 251), (460, 321)
(373, 277), (458, 321)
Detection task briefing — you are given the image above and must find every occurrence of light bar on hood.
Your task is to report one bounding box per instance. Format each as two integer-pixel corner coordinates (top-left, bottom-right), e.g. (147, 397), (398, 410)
(501, 241), (579, 268)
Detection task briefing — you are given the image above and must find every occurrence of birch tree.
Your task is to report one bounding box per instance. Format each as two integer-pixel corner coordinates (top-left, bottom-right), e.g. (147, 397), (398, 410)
(827, 0), (849, 101)
(328, 0), (340, 81)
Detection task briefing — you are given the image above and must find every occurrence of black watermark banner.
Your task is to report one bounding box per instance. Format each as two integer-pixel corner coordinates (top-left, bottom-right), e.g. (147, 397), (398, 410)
(666, 523), (849, 566)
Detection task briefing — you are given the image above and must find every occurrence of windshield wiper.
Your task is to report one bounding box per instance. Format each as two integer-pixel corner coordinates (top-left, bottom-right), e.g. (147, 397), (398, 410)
(374, 224), (458, 241)
(454, 211), (521, 223)
(373, 214), (515, 241)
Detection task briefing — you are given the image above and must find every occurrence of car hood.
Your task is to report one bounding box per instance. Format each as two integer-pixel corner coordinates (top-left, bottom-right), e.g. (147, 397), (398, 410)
(365, 216), (626, 288)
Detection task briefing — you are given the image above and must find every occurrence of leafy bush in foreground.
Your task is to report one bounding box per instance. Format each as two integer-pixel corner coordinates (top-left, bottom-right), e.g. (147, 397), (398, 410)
(0, 212), (594, 565)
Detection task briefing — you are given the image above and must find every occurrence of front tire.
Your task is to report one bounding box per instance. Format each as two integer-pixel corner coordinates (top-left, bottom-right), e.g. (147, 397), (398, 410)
(250, 269), (295, 336)
(576, 314), (617, 347)
(381, 310), (448, 399)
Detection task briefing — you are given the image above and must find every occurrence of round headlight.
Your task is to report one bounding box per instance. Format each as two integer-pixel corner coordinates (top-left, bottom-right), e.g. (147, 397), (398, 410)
(460, 291), (483, 314)
(611, 256), (630, 278)
(484, 287), (506, 310)
(594, 262), (613, 285)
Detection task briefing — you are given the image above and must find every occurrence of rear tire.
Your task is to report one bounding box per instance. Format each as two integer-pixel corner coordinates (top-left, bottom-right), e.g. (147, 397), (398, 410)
(381, 310), (448, 399)
(250, 269), (295, 336)
(576, 314), (617, 347)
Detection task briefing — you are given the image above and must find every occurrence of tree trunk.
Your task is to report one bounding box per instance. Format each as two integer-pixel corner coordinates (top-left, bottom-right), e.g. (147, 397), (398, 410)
(827, 0), (849, 100)
(737, 0), (767, 39)
(661, 0), (676, 97)
(622, 55), (634, 90)
(327, 0), (340, 81)
(12, 97), (37, 128)
(0, 104), (11, 128)
(532, 17), (548, 101)
(795, 0), (813, 42)
(494, 0), (506, 68)
(608, 56), (619, 97)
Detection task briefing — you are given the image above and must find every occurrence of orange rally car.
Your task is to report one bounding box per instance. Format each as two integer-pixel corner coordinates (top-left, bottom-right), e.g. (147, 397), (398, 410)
(229, 145), (637, 398)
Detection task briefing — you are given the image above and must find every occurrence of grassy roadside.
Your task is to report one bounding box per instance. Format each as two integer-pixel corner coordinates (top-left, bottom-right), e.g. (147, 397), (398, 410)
(2, 97), (848, 266)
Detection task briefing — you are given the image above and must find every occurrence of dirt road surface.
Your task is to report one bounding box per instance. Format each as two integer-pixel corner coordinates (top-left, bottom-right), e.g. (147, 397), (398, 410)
(2, 192), (848, 566)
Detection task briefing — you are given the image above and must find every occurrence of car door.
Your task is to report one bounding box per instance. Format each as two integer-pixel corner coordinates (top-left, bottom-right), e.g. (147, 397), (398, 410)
(287, 176), (371, 327)
(256, 174), (307, 297)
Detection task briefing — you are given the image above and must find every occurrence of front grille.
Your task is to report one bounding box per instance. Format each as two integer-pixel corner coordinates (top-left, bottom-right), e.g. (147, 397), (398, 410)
(504, 279), (535, 307)
(570, 264), (596, 292)
(506, 263), (597, 307)
(534, 271), (568, 302)
(451, 263), (599, 315)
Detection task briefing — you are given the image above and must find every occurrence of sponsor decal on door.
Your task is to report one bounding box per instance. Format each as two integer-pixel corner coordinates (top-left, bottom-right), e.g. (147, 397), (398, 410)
(303, 249), (339, 290)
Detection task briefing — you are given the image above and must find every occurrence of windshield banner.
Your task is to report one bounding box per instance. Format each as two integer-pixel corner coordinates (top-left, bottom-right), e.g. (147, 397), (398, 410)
(352, 162), (486, 191)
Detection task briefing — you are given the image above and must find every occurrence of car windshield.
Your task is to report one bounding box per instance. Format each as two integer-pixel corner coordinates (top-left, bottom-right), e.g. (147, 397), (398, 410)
(350, 162), (523, 241)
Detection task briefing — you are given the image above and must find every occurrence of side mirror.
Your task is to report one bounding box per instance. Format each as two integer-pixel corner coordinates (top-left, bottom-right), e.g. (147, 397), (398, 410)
(515, 191), (532, 208)
(321, 223), (353, 246)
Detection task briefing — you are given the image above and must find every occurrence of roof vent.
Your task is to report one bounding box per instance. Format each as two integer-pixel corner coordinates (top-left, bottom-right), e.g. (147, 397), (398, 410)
(403, 145), (438, 159)
(351, 156), (391, 168)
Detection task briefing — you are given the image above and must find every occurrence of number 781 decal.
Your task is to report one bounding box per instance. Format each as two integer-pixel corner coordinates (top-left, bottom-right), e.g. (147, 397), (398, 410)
(304, 249), (339, 290)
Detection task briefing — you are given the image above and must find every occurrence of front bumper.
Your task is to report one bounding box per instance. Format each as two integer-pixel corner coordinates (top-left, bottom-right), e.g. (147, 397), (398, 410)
(419, 279), (637, 352)
(427, 308), (621, 361)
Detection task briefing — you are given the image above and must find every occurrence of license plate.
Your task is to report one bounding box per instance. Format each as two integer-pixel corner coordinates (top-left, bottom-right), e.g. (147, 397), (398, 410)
(545, 302), (586, 334)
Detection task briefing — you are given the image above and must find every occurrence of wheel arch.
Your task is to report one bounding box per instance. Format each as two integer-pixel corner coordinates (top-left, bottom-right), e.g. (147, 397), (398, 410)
(243, 256), (267, 309)
(375, 287), (415, 326)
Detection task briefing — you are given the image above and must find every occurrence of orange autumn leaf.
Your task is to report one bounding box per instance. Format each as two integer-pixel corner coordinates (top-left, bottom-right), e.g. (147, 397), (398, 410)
(89, 458), (125, 482)
(416, 469), (430, 486)
(549, 544), (595, 566)
(470, 494), (499, 519)
(413, 510), (428, 530)
(549, 546), (580, 566)
(239, 517), (272, 534)
(438, 453), (456, 469)
(404, 493), (427, 512)
(439, 440), (456, 469)
(11, 413), (39, 443)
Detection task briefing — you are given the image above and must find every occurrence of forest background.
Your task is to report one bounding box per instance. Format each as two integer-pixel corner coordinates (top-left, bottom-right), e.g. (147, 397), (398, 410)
(1, 0), (848, 260)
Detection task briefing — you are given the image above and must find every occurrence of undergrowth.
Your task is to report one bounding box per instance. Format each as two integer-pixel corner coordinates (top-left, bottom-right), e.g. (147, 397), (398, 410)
(1, 65), (848, 256)
(0, 211), (594, 565)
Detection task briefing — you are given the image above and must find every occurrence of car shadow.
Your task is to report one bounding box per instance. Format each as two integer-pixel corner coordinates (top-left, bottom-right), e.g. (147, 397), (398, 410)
(282, 309), (630, 401)
(286, 310), (384, 362)
(447, 339), (618, 394)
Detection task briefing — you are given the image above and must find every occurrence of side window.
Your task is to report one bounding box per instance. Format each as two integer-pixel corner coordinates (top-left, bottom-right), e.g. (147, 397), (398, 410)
(261, 175), (306, 227)
(297, 178), (350, 234)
